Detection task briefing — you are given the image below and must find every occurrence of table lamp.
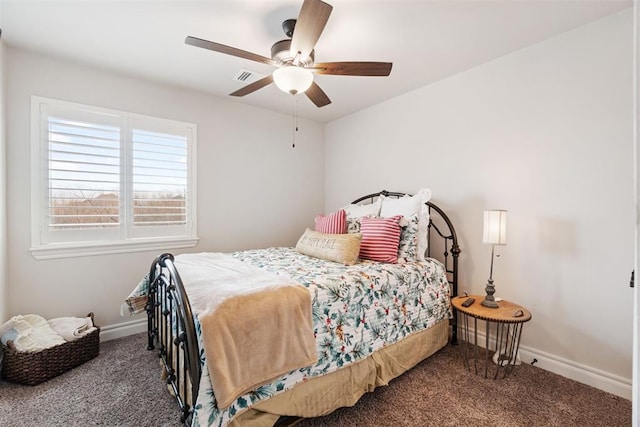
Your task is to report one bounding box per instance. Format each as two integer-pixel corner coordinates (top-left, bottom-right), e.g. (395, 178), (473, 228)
(481, 210), (507, 308)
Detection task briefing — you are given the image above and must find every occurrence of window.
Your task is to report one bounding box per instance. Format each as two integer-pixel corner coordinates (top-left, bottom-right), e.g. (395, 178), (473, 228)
(31, 97), (198, 259)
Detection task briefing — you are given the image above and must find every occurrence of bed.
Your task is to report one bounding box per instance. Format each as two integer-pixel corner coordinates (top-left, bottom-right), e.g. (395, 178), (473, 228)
(133, 190), (460, 426)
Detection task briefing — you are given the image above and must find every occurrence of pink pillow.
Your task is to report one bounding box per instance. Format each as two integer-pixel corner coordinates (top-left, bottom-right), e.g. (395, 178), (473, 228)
(315, 209), (347, 234)
(359, 215), (402, 263)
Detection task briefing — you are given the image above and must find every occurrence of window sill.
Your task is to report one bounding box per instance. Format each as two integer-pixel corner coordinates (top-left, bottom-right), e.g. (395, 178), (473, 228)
(30, 237), (199, 260)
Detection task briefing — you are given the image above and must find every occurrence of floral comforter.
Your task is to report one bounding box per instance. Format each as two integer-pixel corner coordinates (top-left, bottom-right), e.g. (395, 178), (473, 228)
(189, 247), (451, 427)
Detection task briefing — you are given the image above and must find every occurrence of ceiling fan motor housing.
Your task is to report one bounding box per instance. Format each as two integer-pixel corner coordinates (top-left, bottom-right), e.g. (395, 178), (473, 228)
(282, 19), (296, 38)
(271, 39), (314, 67)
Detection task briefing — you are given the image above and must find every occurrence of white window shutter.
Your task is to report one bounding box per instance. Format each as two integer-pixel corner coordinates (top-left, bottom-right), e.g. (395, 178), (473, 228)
(31, 96), (197, 257)
(128, 121), (193, 238)
(48, 115), (121, 231)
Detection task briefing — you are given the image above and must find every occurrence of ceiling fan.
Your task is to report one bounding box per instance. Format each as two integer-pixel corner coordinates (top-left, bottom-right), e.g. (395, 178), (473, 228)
(185, 0), (392, 108)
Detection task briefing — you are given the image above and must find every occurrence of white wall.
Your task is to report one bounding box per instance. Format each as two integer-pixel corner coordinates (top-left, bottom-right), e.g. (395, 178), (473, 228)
(325, 10), (634, 395)
(0, 36), (7, 323)
(5, 47), (325, 329)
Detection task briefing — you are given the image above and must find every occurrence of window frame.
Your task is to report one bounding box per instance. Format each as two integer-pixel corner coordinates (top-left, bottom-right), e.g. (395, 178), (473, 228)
(30, 96), (198, 260)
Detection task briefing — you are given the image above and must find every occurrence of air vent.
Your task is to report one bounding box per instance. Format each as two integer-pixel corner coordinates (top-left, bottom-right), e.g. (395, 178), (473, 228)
(233, 69), (265, 83)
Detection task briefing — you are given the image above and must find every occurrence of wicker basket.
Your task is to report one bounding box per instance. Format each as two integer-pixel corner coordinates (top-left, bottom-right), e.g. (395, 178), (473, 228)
(1, 314), (100, 385)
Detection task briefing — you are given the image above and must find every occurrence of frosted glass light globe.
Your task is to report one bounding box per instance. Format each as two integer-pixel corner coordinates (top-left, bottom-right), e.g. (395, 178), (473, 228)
(273, 66), (313, 95)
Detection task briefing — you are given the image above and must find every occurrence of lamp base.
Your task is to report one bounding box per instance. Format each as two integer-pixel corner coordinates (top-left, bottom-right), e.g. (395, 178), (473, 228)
(482, 276), (499, 309)
(481, 298), (499, 308)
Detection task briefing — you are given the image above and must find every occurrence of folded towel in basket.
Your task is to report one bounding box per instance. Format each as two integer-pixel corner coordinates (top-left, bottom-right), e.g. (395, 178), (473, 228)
(1, 328), (18, 346)
(0, 314), (66, 352)
(48, 315), (96, 342)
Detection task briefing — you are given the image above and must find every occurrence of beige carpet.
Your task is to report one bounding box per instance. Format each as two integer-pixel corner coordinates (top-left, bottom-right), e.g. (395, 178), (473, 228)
(299, 344), (631, 427)
(0, 333), (631, 426)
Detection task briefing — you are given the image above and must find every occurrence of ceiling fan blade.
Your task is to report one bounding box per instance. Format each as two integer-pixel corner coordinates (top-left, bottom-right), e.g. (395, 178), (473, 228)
(290, 0), (333, 61)
(185, 36), (276, 66)
(305, 81), (331, 108)
(230, 75), (274, 97)
(313, 62), (393, 76)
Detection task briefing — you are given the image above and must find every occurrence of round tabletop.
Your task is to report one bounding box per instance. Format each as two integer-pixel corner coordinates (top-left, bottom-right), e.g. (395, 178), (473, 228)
(452, 294), (532, 323)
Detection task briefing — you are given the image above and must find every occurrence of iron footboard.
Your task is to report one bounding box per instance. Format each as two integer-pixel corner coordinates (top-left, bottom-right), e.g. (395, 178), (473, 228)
(146, 253), (200, 425)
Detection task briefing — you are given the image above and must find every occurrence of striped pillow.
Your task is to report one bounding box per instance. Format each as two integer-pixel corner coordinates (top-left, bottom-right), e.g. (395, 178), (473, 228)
(359, 215), (402, 263)
(315, 209), (347, 234)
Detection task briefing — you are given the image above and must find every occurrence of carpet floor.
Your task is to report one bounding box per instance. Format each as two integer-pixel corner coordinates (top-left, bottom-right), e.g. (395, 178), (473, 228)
(0, 333), (631, 426)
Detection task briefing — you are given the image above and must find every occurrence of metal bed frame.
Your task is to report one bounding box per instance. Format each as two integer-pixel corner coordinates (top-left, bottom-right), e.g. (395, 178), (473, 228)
(146, 190), (460, 425)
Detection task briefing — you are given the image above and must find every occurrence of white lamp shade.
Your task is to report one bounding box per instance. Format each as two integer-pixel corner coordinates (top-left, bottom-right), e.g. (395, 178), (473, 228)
(272, 66), (313, 95)
(483, 210), (507, 245)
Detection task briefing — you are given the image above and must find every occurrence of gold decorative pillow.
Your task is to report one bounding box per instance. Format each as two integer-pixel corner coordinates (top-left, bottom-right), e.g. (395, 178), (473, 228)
(295, 228), (362, 265)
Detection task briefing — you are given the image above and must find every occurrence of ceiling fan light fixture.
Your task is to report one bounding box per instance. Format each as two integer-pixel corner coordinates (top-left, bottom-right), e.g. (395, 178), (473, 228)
(273, 66), (313, 95)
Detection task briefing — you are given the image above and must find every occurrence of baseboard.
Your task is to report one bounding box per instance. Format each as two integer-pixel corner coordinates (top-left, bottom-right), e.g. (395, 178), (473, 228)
(468, 329), (632, 400)
(100, 317), (147, 342)
(518, 345), (632, 400)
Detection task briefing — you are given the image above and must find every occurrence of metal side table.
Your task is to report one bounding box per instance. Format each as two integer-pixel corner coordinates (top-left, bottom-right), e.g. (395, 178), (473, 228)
(452, 294), (532, 379)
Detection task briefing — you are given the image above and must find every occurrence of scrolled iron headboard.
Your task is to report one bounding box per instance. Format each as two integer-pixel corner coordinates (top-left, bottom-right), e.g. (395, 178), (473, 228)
(351, 190), (461, 343)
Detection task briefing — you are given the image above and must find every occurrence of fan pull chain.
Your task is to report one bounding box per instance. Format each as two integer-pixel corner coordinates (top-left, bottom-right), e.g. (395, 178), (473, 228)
(292, 97), (299, 148)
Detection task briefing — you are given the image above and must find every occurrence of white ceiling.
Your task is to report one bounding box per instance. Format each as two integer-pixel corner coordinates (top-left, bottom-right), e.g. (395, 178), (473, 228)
(0, 0), (631, 123)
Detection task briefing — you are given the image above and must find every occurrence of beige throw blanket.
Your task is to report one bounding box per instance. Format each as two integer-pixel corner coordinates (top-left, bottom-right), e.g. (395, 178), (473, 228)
(201, 286), (316, 408)
(174, 253), (317, 409)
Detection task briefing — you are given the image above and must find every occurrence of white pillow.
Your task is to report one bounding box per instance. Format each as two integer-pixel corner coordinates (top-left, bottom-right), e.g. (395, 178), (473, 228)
(342, 197), (382, 219)
(380, 189), (432, 261)
(380, 195), (421, 225)
(416, 189), (432, 261)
